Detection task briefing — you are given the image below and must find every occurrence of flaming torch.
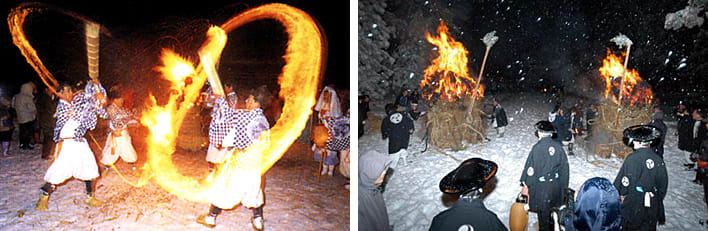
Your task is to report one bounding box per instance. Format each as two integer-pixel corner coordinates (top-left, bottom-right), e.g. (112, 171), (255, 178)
(421, 20), (487, 151)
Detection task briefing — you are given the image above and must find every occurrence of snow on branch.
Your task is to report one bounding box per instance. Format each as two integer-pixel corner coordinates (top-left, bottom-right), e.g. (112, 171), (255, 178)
(611, 33), (633, 48)
(665, 1), (705, 30)
(482, 31), (498, 48)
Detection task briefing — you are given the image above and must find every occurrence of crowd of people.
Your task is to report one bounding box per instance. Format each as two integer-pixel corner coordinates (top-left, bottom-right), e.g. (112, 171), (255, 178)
(358, 93), (707, 231)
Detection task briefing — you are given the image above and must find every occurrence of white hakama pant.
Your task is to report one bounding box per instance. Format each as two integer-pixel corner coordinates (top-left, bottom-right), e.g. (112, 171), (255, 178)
(210, 149), (264, 210)
(100, 128), (137, 165)
(44, 119), (99, 184)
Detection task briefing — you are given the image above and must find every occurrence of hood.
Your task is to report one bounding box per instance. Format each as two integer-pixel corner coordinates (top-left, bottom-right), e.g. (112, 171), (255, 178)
(19, 82), (35, 97)
(359, 151), (392, 191)
(572, 177), (621, 230)
(548, 112), (557, 122)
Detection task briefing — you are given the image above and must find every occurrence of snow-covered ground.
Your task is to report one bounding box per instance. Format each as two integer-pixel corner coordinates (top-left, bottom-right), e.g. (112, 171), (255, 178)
(359, 92), (706, 231)
(0, 124), (349, 230)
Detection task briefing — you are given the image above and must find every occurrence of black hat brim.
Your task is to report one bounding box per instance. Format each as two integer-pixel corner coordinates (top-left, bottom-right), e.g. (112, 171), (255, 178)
(622, 125), (661, 146)
(439, 158), (498, 194)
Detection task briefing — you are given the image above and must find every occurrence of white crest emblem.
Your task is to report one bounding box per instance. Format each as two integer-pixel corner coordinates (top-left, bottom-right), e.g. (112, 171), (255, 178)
(527, 167), (534, 176)
(548, 146), (555, 156)
(646, 159), (655, 169)
(457, 224), (474, 231)
(390, 113), (403, 124)
(621, 176), (629, 187)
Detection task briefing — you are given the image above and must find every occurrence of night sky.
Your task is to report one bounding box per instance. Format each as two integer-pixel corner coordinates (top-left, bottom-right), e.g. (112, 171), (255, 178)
(2, 0), (349, 99)
(383, 0), (706, 106)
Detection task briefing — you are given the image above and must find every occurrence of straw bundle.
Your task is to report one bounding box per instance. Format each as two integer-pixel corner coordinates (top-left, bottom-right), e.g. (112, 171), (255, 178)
(592, 101), (651, 158)
(426, 99), (485, 151)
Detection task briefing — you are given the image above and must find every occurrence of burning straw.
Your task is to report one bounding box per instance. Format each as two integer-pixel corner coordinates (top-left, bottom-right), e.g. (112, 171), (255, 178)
(421, 21), (490, 151)
(593, 103), (651, 158)
(589, 34), (654, 159)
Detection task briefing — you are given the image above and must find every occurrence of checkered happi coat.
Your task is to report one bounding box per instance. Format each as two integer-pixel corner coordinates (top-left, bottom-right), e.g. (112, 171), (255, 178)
(53, 81), (108, 142)
(324, 111), (350, 151)
(107, 103), (134, 130)
(208, 97), (270, 149)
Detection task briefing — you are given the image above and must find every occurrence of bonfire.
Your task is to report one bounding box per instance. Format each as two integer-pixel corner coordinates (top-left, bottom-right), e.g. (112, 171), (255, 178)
(420, 21), (495, 151)
(591, 34), (654, 159)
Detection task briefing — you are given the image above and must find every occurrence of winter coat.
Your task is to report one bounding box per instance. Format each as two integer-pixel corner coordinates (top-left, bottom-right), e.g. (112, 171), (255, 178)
(11, 82), (37, 124)
(358, 101), (370, 138)
(359, 151), (393, 231)
(381, 110), (414, 154)
(570, 114), (582, 135)
(677, 111), (694, 151)
(613, 148), (668, 228)
(550, 113), (571, 142)
(492, 104), (508, 128)
(520, 136), (570, 212)
(395, 94), (410, 109)
(565, 177), (621, 231)
(692, 121), (708, 153)
(647, 119), (667, 158)
(0, 97), (12, 132)
(429, 197), (507, 231)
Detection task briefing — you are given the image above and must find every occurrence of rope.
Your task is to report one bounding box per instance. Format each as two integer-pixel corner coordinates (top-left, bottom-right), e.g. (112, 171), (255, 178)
(87, 132), (152, 187)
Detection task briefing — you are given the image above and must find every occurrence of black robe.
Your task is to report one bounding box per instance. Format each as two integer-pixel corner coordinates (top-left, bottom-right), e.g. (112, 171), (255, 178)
(381, 111), (414, 154)
(647, 119), (667, 158)
(493, 105), (508, 127)
(358, 101), (370, 138)
(429, 198), (507, 231)
(613, 148), (668, 229)
(677, 112), (694, 151)
(520, 137), (570, 212)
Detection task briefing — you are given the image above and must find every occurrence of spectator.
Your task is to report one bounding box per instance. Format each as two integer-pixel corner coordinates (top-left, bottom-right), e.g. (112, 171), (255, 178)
(564, 177), (621, 231)
(12, 81), (37, 150)
(677, 102), (694, 167)
(359, 150), (393, 231)
(0, 96), (13, 156)
(358, 95), (370, 138)
(395, 88), (410, 111)
(696, 121), (708, 225)
(491, 98), (508, 138)
(647, 106), (667, 158)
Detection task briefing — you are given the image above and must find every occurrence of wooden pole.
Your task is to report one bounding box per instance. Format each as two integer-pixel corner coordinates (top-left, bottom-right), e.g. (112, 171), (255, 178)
(469, 46), (491, 113)
(612, 45), (632, 140)
(473, 46), (491, 100)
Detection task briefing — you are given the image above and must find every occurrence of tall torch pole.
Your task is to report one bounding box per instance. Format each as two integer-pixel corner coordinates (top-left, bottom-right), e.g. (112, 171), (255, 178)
(471, 31), (498, 105)
(610, 34), (633, 141)
(86, 22), (100, 80)
(84, 22), (102, 103)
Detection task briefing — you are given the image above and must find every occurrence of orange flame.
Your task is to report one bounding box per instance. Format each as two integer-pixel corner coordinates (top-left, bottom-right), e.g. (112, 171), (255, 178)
(421, 21), (483, 102)
(140, 3), (324, 203)
(598, 49), (653, 105)
(9, 3), (324, 204)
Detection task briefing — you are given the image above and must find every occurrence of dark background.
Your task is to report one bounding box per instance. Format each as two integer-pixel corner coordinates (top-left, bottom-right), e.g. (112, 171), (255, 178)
(361, 0), (708, 108)
(1, 0), (349, 103)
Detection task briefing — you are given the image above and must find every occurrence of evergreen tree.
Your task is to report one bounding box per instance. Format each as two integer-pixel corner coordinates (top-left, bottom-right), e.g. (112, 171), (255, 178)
(358, 0), (396, 101)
